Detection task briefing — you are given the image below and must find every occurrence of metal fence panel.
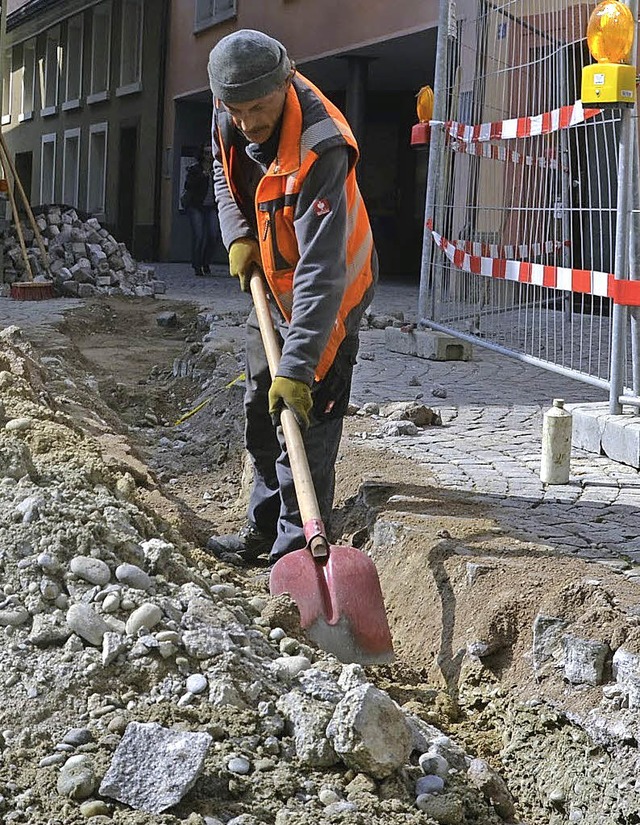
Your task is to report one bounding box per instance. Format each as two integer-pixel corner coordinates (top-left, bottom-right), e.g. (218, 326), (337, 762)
(421, 0), (637, 391)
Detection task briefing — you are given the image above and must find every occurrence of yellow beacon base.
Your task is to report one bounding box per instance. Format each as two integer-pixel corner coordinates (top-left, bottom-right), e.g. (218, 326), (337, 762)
(581, 62), (637, 106)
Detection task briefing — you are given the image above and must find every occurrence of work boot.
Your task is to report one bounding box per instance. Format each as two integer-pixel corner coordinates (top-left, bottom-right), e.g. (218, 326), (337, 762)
(206, 524), (274, 565)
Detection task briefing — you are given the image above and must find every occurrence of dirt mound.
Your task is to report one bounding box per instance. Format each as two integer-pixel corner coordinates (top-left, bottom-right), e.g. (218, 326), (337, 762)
(3, 293), (640, 824)
(0, 304), (508, 825)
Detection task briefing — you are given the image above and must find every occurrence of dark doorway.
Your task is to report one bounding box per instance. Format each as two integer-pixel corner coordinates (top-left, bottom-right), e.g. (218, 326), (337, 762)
(14, 152), (33, 214)
(117, 126), (137, 250)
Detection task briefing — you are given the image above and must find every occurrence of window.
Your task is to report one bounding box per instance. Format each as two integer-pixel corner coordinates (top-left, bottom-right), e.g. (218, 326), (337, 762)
(87, 122), (107, 214)
(118, 0), (142, 94)
(20, 39), (35, 120)
(41, 26), (61, 114)
(194, 0), (236, 32)
(63, 128), (81, 207)
(89, 2), (111, 102)
(40, 133), (56, 205)
(64, 14), (83, 106)
(2, 49), (12, 124)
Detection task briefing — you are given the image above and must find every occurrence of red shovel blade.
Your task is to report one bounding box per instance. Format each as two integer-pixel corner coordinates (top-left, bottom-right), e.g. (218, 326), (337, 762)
(269, 544), (394, 665)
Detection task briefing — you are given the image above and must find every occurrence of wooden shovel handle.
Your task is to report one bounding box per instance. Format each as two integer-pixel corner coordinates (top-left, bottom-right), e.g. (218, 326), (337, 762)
(0, 133), (49, 269)
(249, 266), (329, 557)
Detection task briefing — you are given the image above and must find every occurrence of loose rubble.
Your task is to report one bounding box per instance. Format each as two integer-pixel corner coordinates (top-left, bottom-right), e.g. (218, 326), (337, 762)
(0, 320), (508, 823)
(4, 286), (640, 824)
(0, 205), (165, 298)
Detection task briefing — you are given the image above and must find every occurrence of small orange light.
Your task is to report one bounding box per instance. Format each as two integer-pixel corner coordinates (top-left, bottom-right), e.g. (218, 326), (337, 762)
(587, 0), (635, 64)
(416, 85), (434, 124)
(0, 179), (8, 192)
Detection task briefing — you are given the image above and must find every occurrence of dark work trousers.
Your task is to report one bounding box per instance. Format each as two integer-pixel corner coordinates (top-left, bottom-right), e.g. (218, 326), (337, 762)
(244, 307), (357, 560)
(187, 205), (220, 269)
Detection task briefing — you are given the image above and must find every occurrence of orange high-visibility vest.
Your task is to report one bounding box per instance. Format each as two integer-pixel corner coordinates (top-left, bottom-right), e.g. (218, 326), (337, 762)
(216, 73), (375, 381)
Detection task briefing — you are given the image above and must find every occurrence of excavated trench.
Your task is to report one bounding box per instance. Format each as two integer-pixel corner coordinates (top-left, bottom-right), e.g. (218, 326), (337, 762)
(2, 294), (640, 824)
(85, 298), (640, 823)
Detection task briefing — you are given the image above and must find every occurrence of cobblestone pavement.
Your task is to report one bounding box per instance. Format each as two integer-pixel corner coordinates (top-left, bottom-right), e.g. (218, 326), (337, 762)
(2, 263), (639, 575)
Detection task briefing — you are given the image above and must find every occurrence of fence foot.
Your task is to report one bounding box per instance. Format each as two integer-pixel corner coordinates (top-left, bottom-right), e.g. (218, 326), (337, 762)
(385, 327), (472, 362)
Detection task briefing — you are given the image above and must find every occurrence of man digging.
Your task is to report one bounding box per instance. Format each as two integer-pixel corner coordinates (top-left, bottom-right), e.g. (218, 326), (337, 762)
(206, 29), (377, 566)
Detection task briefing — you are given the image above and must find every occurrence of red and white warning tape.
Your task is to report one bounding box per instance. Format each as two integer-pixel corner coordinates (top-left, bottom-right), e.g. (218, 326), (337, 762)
(451, 237), (569, 260)
(449, 138), (560, 171)
(443, 100), (601, 143)
(428, 223), (640, 306)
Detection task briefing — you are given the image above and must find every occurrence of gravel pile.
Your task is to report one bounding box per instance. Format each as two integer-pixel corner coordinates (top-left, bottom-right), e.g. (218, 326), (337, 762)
(0, 206), (165, 298)
(0, 326), (511, 824)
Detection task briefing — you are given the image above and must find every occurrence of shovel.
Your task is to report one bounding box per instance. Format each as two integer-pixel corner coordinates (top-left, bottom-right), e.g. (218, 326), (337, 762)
(249, 267), (394, 665)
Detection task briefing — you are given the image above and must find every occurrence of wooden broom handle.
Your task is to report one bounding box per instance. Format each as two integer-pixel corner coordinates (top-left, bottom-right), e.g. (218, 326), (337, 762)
(249, 266), (329, 556)
(0, 132), (49, 268)
(0, 155), (33, 280)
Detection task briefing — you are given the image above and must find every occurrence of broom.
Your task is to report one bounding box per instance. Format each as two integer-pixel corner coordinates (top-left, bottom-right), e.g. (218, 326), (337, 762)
(0, 132), (54, 300)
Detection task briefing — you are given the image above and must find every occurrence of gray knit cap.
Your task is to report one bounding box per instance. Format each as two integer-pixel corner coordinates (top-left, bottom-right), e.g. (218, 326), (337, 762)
(208, 29), (291, 103)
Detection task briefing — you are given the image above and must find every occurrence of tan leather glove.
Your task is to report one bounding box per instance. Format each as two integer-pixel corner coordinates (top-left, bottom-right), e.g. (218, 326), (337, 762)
(228, 238), (262, 292)
(268, 376), (313, 430)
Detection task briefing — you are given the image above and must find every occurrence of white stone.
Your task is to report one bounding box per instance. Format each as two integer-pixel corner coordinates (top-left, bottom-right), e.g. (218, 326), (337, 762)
(67, 604), (110, 647)
(102, 592), (121, 613)
(272, 655), (312, 681)
(318, 788), (341, 806)
(158, 641), (178, 659)
(5, 417), (33, 432)
(115, 563), (152, 591)
(125, 602), (162, 635)
(227, 756), (251, 775)
(186, 674), (208, 695)
(70, 556), (111, 586)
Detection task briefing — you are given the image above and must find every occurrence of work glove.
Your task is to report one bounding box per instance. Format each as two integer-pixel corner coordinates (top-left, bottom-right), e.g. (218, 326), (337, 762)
(269, 376), (313, 430)
(228, 238), (262, 292)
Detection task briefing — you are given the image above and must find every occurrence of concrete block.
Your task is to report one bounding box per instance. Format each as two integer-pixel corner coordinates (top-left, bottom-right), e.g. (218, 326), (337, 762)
(385, 327), (472, 361)
(613, 647), (640, 708)
(602, 417), (640, 467)
(568, 402), (606, 454)
(569, 402), (640, 469)
(562, 634), (609, 685)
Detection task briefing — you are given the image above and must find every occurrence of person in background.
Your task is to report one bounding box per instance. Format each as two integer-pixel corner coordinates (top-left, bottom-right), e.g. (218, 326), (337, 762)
(181, 144), (220, 276)
(205, 29), (378, 566)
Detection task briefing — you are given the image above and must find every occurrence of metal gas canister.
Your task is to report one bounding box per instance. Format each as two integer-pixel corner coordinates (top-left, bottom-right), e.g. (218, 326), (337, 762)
(540, 398), (573, 485)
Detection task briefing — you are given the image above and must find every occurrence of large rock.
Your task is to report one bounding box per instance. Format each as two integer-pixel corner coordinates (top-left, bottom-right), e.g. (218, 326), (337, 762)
(326, 684), (412, 778)
(562, 634), (609, 686)
(99, 722), (212, 814)
(276, 692), (339, 767)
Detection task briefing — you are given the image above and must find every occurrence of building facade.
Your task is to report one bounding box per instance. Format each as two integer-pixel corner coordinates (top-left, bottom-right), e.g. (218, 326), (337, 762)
(162, 0), (439, 278)
(3, 0), (169, 259)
